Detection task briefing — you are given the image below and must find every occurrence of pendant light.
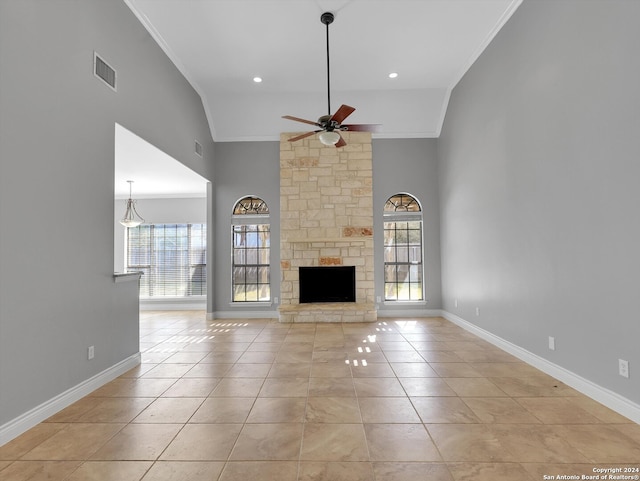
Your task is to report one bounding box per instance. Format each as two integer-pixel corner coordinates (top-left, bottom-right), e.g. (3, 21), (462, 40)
(119, 180), (144, 228)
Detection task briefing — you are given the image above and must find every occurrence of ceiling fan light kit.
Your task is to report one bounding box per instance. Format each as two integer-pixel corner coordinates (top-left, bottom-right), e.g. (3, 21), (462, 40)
(318, 130), (341, 146)
(282, 12), (380, 148)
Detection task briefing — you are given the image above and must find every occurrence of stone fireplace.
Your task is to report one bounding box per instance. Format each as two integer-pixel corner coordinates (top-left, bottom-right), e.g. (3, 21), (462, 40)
(278, 131), (377, 323)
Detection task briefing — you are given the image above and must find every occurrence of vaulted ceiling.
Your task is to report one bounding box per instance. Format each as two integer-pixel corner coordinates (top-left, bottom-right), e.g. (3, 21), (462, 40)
(125, 0), (522, 143)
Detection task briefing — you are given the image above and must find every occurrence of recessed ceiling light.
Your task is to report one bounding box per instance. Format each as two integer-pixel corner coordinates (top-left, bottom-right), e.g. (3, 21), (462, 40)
(253, 76), (263, 83)
(388, 72), (398, 79)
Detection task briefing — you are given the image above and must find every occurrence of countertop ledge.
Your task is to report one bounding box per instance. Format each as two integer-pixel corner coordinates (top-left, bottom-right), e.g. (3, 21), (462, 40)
(113, 271), (143, 283)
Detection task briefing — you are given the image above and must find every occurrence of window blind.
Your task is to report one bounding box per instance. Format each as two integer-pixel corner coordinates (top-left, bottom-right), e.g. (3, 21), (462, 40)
(127, 223), (206, 298)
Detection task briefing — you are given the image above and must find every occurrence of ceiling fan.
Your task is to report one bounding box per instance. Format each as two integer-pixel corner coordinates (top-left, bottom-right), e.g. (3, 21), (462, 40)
(282, 11), (380, 148)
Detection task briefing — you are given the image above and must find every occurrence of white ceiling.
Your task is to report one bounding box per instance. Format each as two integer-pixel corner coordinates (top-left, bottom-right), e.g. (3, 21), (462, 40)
(114, 123), (207, 199)
(115, 0), (522, 198)
(125, 0), (522, 142)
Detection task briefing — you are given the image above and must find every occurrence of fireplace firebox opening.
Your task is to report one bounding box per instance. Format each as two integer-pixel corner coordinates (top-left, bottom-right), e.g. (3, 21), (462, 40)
(299, 266), (356, 303)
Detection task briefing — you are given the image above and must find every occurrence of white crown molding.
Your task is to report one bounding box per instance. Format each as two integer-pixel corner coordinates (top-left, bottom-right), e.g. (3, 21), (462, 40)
(435, 88), (453, 137)
(213, 131), (440, 143)
(115, 193), (207, 201)
(450, 0), (524, 89)
(125, 0), (523, 145)
(123, 0), (218, 143)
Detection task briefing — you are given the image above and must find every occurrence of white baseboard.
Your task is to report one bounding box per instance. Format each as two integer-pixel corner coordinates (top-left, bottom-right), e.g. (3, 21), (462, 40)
(0, 353), (141, 447)
(140, 300), (206, 311)
(209, 310), (279, 320)
(441, 311), (640, 424)
(377, 308), (442, 318)
(208, 308), (443, 321)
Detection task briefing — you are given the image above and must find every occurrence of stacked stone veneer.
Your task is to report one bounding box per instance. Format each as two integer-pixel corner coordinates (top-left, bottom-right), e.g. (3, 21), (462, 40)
(278, 131), (377, 323)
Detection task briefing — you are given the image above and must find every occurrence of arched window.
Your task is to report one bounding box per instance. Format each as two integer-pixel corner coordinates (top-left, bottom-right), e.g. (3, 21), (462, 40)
(231, 196), (270, 302)
(383, 193), (423, 301)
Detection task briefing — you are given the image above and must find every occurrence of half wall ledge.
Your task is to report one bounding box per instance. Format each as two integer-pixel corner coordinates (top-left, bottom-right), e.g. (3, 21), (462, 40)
(278, 302), (377, 323)
(113, 271), (143, 283)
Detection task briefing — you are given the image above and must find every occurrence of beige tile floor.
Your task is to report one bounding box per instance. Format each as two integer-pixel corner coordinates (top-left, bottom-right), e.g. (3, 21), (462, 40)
(2, 311), (640, 480)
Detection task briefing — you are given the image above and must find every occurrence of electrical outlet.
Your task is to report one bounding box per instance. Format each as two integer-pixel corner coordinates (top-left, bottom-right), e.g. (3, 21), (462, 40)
(376, 296), (381, 303)
(88, 345), (95, 360)
(454, 299), (458, 308)
(475, 307), (480, 316)
(619, 359), (629, 378)
(548, 336), (555, 351)
(274, 297), (279, 304)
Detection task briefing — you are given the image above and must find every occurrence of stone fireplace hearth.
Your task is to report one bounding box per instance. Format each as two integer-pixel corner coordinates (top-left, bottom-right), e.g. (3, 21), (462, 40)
(278, 131), (377, 323)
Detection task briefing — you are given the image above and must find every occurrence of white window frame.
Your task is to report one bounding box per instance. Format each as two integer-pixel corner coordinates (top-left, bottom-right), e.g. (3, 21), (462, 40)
(383, 193), (425, 303)
(231, 196), (271, 304)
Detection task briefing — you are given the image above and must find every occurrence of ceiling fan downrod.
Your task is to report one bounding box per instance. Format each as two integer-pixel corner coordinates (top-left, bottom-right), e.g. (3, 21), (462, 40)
(321, 12), (335, 117)
(281, 10), (380, 148)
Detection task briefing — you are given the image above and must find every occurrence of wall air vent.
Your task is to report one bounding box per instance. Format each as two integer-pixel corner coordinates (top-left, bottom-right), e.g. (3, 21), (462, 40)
(195, 140), (203, 157)
(93, 52), (116, 91)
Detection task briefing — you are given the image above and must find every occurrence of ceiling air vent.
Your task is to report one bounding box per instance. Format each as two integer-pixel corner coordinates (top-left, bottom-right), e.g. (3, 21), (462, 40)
(93, 52), (116, 91)
(195, 140), (203, 157)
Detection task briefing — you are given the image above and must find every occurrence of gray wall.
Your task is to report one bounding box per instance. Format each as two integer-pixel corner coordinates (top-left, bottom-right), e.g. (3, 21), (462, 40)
(213, 141), (281, 315)
(439, 0), (640, 403)
(373, 138), (442, 311)
(0, 0), (214, 429)
(211, 138), (442, 315)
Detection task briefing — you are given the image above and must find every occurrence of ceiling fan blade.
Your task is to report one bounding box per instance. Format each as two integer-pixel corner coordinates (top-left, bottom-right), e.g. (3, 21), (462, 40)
(282, 115), (322, 127)
(341, 124), (382, 132)
(330, 104), (356, 124)
(335, 133), (347, 148)
(288, 130), (321, 142)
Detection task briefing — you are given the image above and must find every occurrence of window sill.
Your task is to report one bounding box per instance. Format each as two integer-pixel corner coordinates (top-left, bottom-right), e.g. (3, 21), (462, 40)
(229, 301), (273, 308)
(382, 300), (428, 306)
(140, 296), (206, 301)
